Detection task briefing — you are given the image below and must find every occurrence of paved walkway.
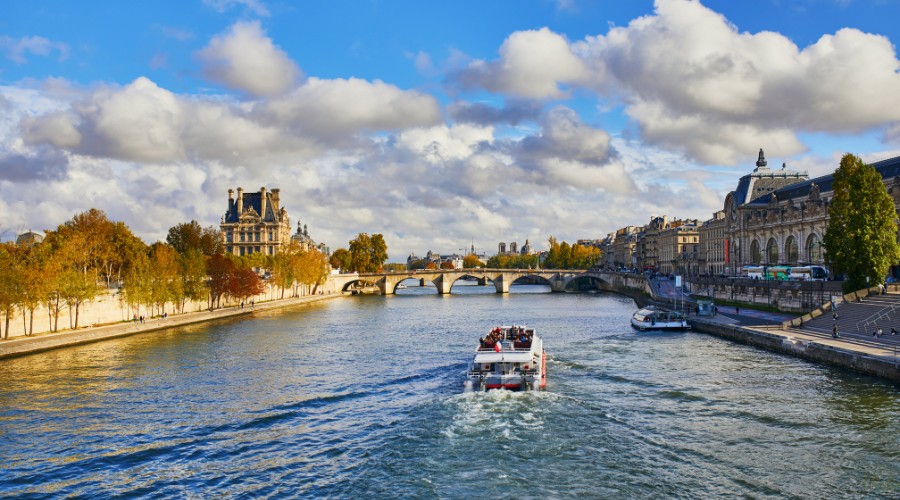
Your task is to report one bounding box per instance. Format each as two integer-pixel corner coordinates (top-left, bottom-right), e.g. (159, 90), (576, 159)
(693, 307), (900, 361)
(649, 277), (899, 364)
(0, 293), (343, 360)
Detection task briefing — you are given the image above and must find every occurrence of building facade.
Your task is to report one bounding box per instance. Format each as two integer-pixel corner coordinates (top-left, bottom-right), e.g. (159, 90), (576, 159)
(221, 187), (292, 256)
(699, 211), (726, 275)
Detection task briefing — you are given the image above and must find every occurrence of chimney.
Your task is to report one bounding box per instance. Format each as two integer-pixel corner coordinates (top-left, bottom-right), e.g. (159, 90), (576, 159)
(228, 189), (234, 214)
(260, 186), (267, 219)
(271, 188), (280, 213)
(236, 187), (243, 215)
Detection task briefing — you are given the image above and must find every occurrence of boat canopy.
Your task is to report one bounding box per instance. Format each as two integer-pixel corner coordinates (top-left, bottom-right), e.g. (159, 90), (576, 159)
(473, 352), (533, 363)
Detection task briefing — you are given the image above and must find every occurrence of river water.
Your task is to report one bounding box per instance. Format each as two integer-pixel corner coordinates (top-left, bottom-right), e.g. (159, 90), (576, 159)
(0, 282), (897, 498)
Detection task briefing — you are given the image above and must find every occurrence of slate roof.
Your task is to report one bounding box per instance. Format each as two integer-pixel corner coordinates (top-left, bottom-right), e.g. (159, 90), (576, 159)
(224, 191), (278, 223)
(751, 154), (900, 205)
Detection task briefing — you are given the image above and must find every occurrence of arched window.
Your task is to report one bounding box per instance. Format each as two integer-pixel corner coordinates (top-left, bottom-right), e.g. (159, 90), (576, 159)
(767, 238), (779, 264)
(807, 234), (823, 263)
(785, 236), (799, 264)
(750, 240), (761, 265)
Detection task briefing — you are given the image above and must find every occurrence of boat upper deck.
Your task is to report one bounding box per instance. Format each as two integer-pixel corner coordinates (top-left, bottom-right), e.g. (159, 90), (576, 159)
(478, 325), (537, 351)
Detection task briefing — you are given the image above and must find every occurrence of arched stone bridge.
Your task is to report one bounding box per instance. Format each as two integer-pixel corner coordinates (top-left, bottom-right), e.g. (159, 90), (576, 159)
(328, 269), (651, 295)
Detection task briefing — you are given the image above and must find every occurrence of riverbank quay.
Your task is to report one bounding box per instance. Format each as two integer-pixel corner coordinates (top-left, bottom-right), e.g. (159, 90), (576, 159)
(690, 314), (900, 383)
(0, 292), (345, 360)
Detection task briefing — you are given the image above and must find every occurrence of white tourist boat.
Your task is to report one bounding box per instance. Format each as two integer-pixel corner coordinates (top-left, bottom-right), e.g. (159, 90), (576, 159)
(630, 306), (690, 331)
(466, 325), (546, 391)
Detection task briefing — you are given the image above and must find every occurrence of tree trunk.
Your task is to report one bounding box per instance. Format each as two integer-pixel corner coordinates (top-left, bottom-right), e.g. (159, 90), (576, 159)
(28, 309), (34, 336)
(74, 302), (80, 329)
(4, 310), (9, 340)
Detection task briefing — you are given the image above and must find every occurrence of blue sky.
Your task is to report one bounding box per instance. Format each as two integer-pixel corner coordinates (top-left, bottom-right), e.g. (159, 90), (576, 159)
(2, 0), (900, 258)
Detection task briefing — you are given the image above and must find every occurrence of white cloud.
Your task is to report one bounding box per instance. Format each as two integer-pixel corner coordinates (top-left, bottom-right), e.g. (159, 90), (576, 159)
(196, 21), (300, 97)
(452, 28), (587, 99)
(261, 77), (442, 138)
(0, 35), (69, 65)
(202, 0), (269, 17)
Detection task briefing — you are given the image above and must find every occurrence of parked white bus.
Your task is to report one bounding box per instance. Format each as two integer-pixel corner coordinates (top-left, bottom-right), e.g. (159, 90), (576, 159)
(789, 265), (828, 281)
(742, 266), (766, 279)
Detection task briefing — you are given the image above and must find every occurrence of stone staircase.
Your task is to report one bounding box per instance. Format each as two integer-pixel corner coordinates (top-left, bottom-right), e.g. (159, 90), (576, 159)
(792, 292), (900, 353)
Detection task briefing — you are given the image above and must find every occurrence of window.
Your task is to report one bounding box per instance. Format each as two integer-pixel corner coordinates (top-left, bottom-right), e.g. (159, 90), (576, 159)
(785, 236), (799, 264)
(766, 238), (779, 264)
(750, 240), (761, 265)
(807, 234), (823, 263)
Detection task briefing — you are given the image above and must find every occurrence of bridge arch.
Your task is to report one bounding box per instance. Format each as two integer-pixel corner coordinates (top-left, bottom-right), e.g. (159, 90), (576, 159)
(341, 278), (379, 294)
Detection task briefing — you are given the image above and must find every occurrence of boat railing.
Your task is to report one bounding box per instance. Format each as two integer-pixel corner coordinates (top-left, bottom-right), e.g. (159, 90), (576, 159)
(477, 342), (533, 351)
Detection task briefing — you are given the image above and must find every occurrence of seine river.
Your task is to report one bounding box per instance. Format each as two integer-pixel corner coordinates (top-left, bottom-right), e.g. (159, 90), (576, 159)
(1, 282), (898, 498)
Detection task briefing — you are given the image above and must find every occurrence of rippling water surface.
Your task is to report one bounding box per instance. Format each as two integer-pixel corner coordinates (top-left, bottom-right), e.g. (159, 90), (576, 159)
(1, 283), (898, 498)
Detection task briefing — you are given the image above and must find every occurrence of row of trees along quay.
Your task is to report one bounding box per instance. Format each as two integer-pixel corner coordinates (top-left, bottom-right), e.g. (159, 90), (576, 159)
(0, 209), (329, 339)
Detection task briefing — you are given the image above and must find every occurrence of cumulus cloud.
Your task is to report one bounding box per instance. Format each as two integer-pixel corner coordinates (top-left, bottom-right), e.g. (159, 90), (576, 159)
(450, 0), (900, 165)
(260, 77), (441, 138)
(0, 35), (69, 64)
(518, 106), (611, 164)
(0, 148), (69, 182)
(573, 0), (900, 163)
(196, 21), (300, 97)
(451, 27), (587, 99)
(448, 100), (542, 126)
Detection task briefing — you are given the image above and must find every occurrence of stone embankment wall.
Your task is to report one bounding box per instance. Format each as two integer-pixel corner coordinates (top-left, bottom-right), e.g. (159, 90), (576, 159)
(686, 277), (844, 312)
(2, 277), (344, 340)
(691, 320), (899, 383)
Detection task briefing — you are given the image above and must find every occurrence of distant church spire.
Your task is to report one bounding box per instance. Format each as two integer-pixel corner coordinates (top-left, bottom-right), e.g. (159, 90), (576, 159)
(755, 148), (768, 171)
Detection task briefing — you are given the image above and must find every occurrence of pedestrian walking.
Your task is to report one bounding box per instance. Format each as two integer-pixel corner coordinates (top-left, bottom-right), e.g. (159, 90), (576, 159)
(832, 311), (838, 320)
(735, 306), (740, 315)
(832, 324), (838, 338)
(891, 327), (898, 336)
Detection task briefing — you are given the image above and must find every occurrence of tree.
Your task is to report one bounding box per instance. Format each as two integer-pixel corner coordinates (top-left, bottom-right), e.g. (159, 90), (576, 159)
(167, 220), (223, 256)
(229, 268), (265, 303)
(463, 254), (482, 268)
(329, 248), (351, 272)
(348, 233), (388, 273)
(440, 260), (455, 269)
(149, 243), (182, 315)
(124, 249), (153, 316)
(825, 153), (900, 292)
(179, 248), (209, 312)
(207, 254), (236, 309)
(0, 243), (22, 339)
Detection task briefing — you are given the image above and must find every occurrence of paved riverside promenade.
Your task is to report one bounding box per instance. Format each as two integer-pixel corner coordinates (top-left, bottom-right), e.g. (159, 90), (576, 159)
(637, 274), (899, 382)
(688, 297), (900, 383)
(0, 292), (343, 360)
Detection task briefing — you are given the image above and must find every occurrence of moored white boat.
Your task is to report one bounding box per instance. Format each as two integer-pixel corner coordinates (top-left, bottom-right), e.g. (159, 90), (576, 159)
(630, 306), (690, 331)
(466, 325), (546, 391)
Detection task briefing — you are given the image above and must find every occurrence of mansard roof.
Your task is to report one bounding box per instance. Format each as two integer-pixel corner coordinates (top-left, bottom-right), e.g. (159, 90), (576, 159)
(224, 191), (279, 223)
(750, 154), (900, 205)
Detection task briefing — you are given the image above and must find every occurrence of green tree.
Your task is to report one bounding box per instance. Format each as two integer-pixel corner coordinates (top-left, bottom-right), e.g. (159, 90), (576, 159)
(329, 248), (351, 272)
(166, 220), (223, 256)
(124, 250), (153, 316)
(825, 153), (900, 292)
(179, 248), (209, 312)
(348, 233), (388, 273)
